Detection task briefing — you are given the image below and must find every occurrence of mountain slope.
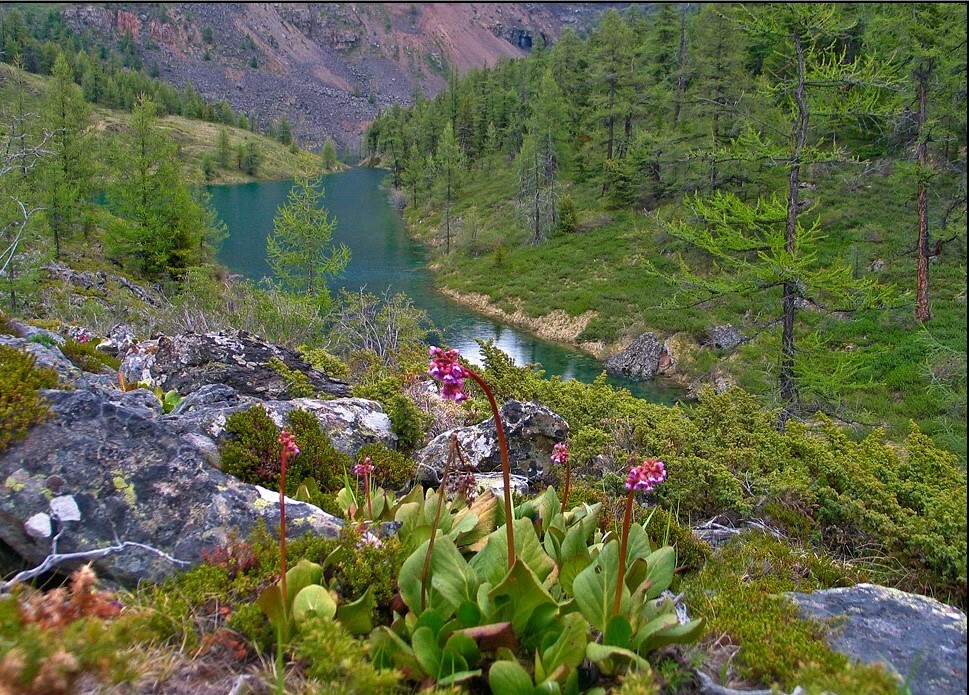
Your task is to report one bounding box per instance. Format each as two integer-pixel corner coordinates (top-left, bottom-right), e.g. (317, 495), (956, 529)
(61, 2), (627, 149)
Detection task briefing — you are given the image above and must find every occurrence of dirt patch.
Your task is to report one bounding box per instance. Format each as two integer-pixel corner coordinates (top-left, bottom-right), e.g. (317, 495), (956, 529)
(439, 288), (602, 355)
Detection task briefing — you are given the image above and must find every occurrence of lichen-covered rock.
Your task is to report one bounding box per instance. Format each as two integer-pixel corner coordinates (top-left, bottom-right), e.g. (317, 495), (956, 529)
(788, 584), (967, 695)
(415, 400), (568, 484)
(118, 330), (350, 400)
(606, 332), (676, 381)
(0, 388), (343, 586)
(703, 324), (744, 351)
(0, 335), (81, 386)
(167, 383), (396, 454)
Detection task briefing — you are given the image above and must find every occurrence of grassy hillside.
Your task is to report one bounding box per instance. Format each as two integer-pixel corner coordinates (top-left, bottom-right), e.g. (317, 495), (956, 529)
(0, 62), (308, 184)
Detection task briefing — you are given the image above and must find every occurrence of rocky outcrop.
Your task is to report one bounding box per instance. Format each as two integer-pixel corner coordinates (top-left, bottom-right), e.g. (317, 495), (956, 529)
(0, 335), (82, 386)
(702, 324), (744, 351)
(118, 331), (350, 399)
(788, 584), (967, 695)
(606, 332), (677, 381)
(415, 400), (568, 484)
(0, 388), (343, 586)
(168, 384), (396, 454)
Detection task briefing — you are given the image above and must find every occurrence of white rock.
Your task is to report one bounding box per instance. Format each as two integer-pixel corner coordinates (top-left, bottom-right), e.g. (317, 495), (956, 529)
(24, 513), (52, 539)
(50, 495), (82, 522)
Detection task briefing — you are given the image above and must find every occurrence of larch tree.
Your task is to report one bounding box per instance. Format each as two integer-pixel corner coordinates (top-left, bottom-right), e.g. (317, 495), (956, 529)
(434, 121), (463, 255)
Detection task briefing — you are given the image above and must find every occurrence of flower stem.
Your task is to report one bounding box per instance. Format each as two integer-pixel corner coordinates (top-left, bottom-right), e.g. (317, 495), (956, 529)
(560, 456), (572, 515)
(365, 471), (373, 520)
(613, 490), (634, 617)
(277, 448), (289, 695)
(467, 369), (515, 571)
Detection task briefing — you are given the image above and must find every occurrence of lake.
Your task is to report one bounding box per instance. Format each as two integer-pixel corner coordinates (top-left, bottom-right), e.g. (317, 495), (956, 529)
(209, 167), (682, 403)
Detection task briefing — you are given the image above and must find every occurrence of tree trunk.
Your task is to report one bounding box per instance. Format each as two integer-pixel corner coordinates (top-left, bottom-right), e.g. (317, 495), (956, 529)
(779, 31), (810, 425)
(915, 67), (933, 323)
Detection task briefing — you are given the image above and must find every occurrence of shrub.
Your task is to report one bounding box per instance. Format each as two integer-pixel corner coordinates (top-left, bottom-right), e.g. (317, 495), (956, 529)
(220, 405), (281, 488)
(0, 345), (58, 451)
(286, 408), (353, 492)
(300, 346), (350, 379)
(294, 616), (400, 693)
(266, 356), (316, 398)
(59, 338), (121, 374)
(385, 393), (427, 452)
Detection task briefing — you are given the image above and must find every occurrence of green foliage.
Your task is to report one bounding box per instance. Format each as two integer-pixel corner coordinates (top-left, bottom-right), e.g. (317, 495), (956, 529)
(266, 166), (350, 307)
(299, 345), (350, 379)
(556, 193), (578, 235)
(266, 356), (316, 398)
(0, 344), (57, 451)
(385, 393), (427, 452)
(59, 338), (120, 374)
(294, 616), (400, 694)
(286, 408), (353, 493)
(355, 443), (416, 491)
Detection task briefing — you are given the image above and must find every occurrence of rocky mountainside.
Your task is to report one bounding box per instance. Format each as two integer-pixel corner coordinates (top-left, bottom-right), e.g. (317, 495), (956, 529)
(61, 2), (628, 150)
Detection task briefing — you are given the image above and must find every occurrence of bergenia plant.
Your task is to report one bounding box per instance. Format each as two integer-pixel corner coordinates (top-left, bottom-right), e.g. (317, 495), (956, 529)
(614, 458), (667, 617)
(275, 429), (299, 693)
(428, 346), (515, 570)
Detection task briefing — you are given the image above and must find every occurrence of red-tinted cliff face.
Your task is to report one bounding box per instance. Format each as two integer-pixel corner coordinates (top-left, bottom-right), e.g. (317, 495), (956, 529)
(61, 3), (626, 147)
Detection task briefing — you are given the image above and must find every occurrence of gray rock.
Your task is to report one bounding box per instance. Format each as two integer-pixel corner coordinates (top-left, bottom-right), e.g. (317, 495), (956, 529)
(703, 324), (744, 351)
(118, 330), (350, 400)
(9, 320), (65, 345)
(416, 400), (568, 484)
(0, 388), (343, 586)
(166, 384), (396, 454)
(0, 336), (81, 386)
(606, 332), (675, 381)
(788, 583), (967, 695)
(687, 368), (737, 399)
(97, 323), (136, 357)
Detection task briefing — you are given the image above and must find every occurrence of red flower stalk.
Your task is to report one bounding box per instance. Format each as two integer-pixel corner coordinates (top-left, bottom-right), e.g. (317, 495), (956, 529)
(353, 457), (375, 519)
(551, 442), (570, 514)
(613, 459), (666, 617)
(428, 347), (515, 570)
(278, 429), (300, 623)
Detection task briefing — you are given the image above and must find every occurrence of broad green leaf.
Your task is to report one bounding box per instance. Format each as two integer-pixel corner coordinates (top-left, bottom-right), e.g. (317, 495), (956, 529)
(456, 491), (499, 551)
(559, 555), (592, 596)
(489, 558), (557, 635)
(560, 509), (598, 563)
(437, 669), (482, 687)
(543, 525), (565, 565)
(624, 523), (652, 565)
(636, 618), (705, 653)
(457, 600), (482, 628)
(399, 537), (479, 618)
(585, 642), (651, 675)
(370, 625), (419, 673)
(470, 518), (555, 586)
(412, 626), (442, 677)
(644, 547), (676, 599)
(336, 587), (374, 635)
(489, 660), (534, 695)
(604, 615), (632, 649)
(537, 612), (588, 684)
(444, 632), (481, 667)
(572, 541), (628, 632)
(293, 584), (336, 624)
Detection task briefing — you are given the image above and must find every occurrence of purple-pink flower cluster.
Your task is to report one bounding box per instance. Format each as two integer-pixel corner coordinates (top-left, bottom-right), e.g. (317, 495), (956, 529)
(353, 457), (374, 476)
(550, 442), (569, 465)
(428, 346), (470, 403)
(625, 458), (667, 492)
(278, 430), (300, 460)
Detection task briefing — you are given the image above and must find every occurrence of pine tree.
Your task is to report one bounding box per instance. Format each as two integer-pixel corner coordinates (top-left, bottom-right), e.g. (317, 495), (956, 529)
(266, 161), (350, 308)
(216, 127), (231, 168)
(42, 53), (93, 257)
(434, 121), (463, 254)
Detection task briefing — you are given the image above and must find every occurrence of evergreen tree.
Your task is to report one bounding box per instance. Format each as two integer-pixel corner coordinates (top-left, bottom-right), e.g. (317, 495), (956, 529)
(266, 160), (350, 308)
(42, 53), (93, 257)
(277, 115), (293, 146)
(321, 137), (338, 170)
(216, 126), (231, 168)
(434, 121), (463, 254)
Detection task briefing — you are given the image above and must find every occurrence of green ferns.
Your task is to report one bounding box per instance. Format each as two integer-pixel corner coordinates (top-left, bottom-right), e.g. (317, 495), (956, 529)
(0, 345), (58, 451)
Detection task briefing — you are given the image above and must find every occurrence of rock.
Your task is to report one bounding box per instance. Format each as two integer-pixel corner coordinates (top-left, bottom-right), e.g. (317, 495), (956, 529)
(0, 388), (343, 586)
(0, 336), (81, 386)
(606, 332), (675, 381)
(97, 323), (136, 357)
(687, 368), (737, 399)
(703, 324), (744, 351)
(788, 584), (967, 695)
(415, 400), (568, 484)
(8, 319), (65, 345)
(167, 384), (396, 454)
(118, 331), (350, 400)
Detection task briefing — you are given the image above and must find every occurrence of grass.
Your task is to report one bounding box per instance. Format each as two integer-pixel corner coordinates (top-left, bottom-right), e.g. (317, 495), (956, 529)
(403, 153), (968, 461)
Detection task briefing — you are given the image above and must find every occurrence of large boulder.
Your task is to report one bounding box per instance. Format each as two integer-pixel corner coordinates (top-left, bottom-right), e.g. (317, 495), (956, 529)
(0, 335), (82, 386)
(167, 384), (396, 454)
(415, 400), (568, 484)
(119, 330), (350, 400)
(606, 332), (676, 381)
(702, 324), (744, 351)
(0, 388), (343, 586)
(788, 584), (967, 695)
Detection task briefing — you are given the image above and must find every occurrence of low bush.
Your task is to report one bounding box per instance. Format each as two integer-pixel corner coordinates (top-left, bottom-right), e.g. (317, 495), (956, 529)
(0, 345), (59, 451)
(59, 338), (121, 373)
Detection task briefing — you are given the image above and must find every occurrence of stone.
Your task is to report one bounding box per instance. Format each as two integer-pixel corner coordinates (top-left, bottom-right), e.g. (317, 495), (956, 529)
(687, 367), (737, 399)
(118, 331), (350, 400)
(0, 388), (344, 586)
(24, 513), (51, 540)
(703, 324), (744, 351)
(606, 332), (675, 381)
(0, 336), (82, 386)
(50, 495), (82, 523)
(97, 323), (136, 357)
(788, 583), (967, 695)
(166, 384), (396, 454)
(415, 400), (569, 484)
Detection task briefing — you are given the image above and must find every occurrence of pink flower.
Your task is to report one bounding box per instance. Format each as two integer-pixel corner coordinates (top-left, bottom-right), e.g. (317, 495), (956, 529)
(353, 456), (374, 476)
(550, 442), (569, 465)
(428, 346), (469, 403)
(625, 458), (666, 492)
(278, 430), (300, 459)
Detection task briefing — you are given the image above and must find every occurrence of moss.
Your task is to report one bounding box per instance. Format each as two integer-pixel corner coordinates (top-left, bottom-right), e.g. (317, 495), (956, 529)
(294, 615), (400, 694)
(111, 474), (137, 504)
(684, 532), (899, 693)
(0, 345), (58, 451)
(59, 338), (121, 373)
(267, 356), (316, 398)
